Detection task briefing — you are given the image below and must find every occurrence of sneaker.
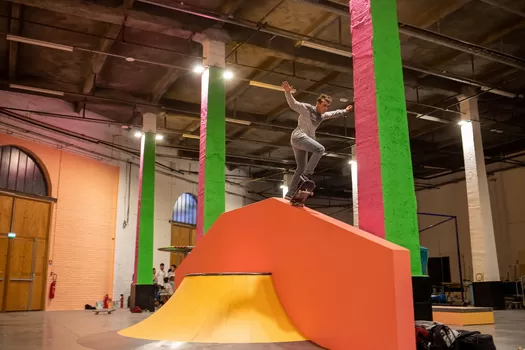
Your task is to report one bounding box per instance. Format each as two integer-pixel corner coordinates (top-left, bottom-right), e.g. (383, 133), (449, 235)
(300, 174), (312, 183)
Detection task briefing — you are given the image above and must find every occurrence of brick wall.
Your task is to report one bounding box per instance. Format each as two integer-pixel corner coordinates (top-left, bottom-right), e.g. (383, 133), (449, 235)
(0, 134), (119, 310)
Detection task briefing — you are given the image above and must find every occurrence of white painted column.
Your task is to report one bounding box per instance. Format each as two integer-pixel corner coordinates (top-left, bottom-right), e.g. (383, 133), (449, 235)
(459, 96), (500, 282)
(350, 145), (358, 227)
(142, 112), (157, 133)
(202, 39), (226, 68)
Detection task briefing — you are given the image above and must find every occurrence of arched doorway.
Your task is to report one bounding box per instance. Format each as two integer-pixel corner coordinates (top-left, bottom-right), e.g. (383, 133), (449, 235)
(169, 193), (197, 267)
(0, 145), (52, 311)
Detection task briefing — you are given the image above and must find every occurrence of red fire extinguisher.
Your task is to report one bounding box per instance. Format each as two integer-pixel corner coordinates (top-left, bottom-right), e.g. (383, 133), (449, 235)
(103, 294), (109, 309)
(49, 273), (57, 299)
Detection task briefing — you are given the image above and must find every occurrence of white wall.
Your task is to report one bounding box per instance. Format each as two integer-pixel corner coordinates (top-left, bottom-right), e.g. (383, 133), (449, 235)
(417, 167), (525, 283)
(112, 159), (250, 302)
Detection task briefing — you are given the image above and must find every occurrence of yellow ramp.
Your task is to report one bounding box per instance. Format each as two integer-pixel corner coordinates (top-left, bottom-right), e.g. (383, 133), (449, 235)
(118, 274), (307, 343)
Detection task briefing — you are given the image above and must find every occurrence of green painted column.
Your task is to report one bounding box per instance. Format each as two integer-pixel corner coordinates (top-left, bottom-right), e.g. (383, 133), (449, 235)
(350, 0), (422, 276)
(196, 39), (226, 241)
(133, 112), (156, 286)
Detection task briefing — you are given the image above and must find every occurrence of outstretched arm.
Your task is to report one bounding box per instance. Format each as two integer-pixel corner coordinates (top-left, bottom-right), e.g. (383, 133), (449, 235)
(322, 105), (353, 120)
(282, 81), (310, 116)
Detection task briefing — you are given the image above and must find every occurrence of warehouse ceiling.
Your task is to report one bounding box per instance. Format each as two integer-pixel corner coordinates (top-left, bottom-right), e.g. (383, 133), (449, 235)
(1, 0), (525, 198)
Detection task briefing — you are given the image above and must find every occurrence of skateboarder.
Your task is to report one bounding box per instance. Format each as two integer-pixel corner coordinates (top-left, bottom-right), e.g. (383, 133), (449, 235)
(281, 81), (353, 200)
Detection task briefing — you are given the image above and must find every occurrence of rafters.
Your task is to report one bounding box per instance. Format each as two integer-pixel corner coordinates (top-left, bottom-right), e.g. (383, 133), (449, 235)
(82, 25), (122, 95)
(8, 3), (22, 81)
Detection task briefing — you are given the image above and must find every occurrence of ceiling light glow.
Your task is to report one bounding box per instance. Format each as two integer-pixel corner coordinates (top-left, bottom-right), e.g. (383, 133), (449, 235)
(193, 65), (205, 73)
(223, 70), (233, 80)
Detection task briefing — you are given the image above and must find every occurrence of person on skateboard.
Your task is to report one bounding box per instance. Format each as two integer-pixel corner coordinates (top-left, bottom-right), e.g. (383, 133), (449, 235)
(281, 81), (353, 200)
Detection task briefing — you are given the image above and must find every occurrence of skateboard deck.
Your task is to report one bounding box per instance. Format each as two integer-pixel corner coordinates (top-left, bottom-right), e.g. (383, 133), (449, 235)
(290, 180), (315, 207)
(92, 308), (116, 315)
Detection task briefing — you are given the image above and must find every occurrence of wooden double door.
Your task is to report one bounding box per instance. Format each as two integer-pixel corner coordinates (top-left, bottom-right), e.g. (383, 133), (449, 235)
(170, 223), (196, 267)
(0, 194), (51, 311)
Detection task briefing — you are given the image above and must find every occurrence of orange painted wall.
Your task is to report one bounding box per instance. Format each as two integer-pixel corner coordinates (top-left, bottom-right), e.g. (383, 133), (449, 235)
(0, 134), (119, 310)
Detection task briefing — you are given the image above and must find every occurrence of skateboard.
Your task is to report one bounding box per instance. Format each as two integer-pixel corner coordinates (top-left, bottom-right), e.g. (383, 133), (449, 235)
(290, 180), (315, 207)
(92, 308), (116, 315)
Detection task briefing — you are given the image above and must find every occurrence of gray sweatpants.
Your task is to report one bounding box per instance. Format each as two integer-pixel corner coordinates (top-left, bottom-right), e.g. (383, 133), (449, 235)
(286, 133), (325, 196)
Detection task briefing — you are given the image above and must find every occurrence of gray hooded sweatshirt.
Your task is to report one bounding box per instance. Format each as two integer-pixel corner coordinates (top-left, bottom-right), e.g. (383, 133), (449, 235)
(285, 91), (348, 140)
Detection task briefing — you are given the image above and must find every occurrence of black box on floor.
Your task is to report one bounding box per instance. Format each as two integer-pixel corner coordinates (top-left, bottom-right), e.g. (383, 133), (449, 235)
(473, 281), (505, 310)
(413, 276), (433, 321)
(130, 284), (155, 312)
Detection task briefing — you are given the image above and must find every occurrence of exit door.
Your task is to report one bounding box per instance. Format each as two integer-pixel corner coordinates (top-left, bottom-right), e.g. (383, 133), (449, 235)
(0, 194), (51, 311)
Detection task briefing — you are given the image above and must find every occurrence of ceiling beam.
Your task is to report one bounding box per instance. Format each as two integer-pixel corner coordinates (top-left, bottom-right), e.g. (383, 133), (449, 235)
(231, 31), (495, 99)
(478, 0), (525, 18)
(8, 3), (22, 81)
(295, 0), (471, 28)
(220, 0), (246, 16)
(418, 18), (525, 79)
(7, 0), (203, 40)
(225, 12), (339, 105)
(293, 0), (525, 72)
(407, 0), (472, 28)
(82, 25), (122, 95)
(231, 34), (353, 74)
(10, 0), (495, 99)
(176, 120), (200, 144)
(151, 69), (185, 103)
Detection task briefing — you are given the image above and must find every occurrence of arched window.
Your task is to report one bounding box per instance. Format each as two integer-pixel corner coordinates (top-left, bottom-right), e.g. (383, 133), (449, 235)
(172, 193), (197, 226)
(0, 146), (48, 196)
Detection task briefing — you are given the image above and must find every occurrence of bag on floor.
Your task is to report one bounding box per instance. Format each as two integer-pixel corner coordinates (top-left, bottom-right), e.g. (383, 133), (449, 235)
(455, 330), (496, 350)
(416, 321), (460, 350)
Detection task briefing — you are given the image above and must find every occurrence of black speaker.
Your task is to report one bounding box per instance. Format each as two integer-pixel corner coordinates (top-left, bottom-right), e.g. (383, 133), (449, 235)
(473, 281), (505, 310)
(413, 276), (433, 321)
(130, 284), (155, 312)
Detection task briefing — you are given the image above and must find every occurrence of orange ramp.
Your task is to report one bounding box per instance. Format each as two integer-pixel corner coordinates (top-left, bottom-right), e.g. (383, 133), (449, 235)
(118, 273), (308, 343)
(121, 198), (415, 350)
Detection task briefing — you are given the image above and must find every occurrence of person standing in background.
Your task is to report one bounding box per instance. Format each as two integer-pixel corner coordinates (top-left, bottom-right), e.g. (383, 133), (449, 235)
(155, 263), (167, 285)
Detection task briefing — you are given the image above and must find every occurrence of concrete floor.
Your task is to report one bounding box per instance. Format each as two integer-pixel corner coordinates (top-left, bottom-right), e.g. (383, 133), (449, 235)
(0, 310), (524, 349)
